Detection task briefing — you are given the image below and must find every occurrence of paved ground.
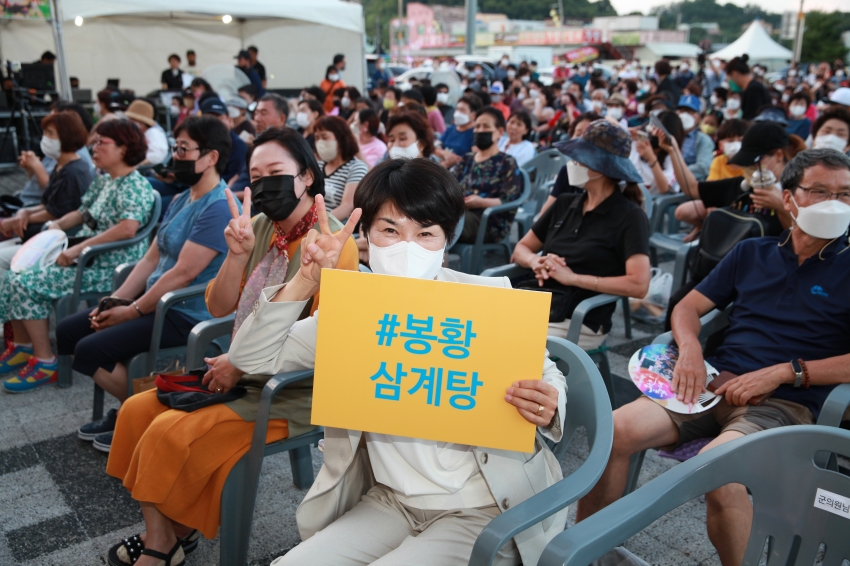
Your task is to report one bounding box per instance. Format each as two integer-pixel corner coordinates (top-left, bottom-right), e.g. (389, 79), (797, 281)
(0, 167), (725, 565)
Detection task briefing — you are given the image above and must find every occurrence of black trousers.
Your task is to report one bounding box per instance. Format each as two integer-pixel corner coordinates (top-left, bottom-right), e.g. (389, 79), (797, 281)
(56, 309), (196, 377)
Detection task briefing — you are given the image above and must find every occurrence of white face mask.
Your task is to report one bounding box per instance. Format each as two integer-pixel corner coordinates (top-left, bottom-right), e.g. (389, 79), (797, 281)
(650, 108), (663, 117)
(521, 76), (530, 84)
(296, 112), (311, 129)
(709, 94), (718, 105)
(388, 141), (421, 159)
(637, 102), (646, 115)
(726, 98), (741, 110)
(789, 104), (807, 118)
(328, 73), (340, 82)
(791, 193), (850, 239)
(507, 70), (516, 79)
(40, 136), (62, 159)
(781, 93), (790, 103)
(529, 89), (540, 99)
(607, 107), (624, 120)
(228, 107), (241, 119)
(591, 100), (605, 111)
(813, 134), (848, 152)
(678, 112), (696, 131)
(316, 139), (338, 162)
(566, 160), (599, 189)
(788, 69), (797, 77)
(368, 240), (445, 280)
(436, 92), (449, 105)
(170, 105), (181, 117)
(723, 140), (742, 159)
(453, 111), (470, 126)
(341, 96), (351, 108)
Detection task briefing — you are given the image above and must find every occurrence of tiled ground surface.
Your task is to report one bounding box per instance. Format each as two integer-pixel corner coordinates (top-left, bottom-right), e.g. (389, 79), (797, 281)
(0, 167), (727, 565)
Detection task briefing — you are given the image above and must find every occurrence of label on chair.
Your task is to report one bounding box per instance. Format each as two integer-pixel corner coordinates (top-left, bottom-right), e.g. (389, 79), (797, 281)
(814, 488), (850, 519)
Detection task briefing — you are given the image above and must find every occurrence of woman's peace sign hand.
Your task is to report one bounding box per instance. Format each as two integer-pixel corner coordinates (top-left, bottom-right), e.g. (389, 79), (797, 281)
(223, 187), (255, 257)
(295, 194), (361, 288)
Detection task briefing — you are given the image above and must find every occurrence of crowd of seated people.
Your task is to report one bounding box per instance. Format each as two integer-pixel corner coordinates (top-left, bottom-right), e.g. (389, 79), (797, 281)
(2, 46), (850, 566)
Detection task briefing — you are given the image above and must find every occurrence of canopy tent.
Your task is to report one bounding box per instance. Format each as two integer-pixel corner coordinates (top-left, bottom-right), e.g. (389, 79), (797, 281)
(0, 0), (366, 97)
(635, 42), (702, 63)
(709, 21), (792, 64)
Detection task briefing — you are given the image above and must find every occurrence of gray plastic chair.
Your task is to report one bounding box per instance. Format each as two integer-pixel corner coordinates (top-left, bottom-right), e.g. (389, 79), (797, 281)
(647, 192), (691, 266)
(515, 150), (568, 235)
(539, 425), (850, 566)
(184, 316), (320, 566)
(481, 262), (631, 407)
(468, 336), (614, 566)
(450, 168), (531, 275)
(623, 308), (850, 495)
(54, 192), (162, 387)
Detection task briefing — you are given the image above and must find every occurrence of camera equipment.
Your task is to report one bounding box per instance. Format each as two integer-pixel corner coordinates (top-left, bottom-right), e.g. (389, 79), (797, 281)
(0, 60), (52, 159)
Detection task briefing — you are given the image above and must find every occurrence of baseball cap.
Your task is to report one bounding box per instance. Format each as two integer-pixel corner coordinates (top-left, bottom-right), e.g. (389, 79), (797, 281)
(829, 87), (850, 107)
(677, 94), (701, 113)
(234, 50), (251, 60)
(199, 97), (228, 116)
(489, 81), (504, 95)
(728, 122), (790, 167)
(753, 106), (788, 127)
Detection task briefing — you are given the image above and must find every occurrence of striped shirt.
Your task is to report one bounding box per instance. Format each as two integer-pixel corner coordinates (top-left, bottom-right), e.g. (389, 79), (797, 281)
(319, 158), (368, 211)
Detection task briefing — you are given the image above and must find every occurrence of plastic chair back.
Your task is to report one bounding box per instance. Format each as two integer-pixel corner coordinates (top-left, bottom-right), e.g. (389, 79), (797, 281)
(523, 149), (567, 191)
(468, 337), (613, 566)
(540, 425), (850, 566)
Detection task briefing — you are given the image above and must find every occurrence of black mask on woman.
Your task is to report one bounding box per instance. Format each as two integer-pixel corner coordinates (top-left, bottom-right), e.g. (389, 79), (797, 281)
(251, 175), (304, 221)
(172, 159), (205, 186)
(474, 131), (494, 150)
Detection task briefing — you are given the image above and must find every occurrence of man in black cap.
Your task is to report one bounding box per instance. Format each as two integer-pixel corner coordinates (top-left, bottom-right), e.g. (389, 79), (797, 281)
(199, 97), (248, 188)
(247, 45), (266, 89)
(235, 49), (265, 98)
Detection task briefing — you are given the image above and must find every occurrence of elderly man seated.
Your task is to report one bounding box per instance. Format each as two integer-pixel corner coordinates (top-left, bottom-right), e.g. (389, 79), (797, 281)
(577, 148), (850, 566)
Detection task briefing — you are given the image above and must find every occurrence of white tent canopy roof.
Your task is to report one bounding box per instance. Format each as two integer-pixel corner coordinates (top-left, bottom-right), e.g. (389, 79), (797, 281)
(643, 43), (702, 59)
(709, 20), (792, 61)
(59, 0), (363, 33)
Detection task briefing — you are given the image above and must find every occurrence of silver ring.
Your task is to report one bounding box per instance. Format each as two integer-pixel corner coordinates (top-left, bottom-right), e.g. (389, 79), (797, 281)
(216, 387), (223, 393)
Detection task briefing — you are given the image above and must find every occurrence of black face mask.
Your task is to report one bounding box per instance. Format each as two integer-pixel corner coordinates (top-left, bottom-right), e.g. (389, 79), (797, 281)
(173, 158), (205, 186)
(251, 175), (304, 221)
(474, 131), (494, 150)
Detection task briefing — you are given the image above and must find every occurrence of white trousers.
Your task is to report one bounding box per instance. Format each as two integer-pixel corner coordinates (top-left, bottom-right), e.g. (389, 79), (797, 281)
(273, 484), (520, 566)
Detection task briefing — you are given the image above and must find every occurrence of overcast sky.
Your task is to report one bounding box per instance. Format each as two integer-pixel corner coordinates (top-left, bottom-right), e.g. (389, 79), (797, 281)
(607, 0), (845, 16)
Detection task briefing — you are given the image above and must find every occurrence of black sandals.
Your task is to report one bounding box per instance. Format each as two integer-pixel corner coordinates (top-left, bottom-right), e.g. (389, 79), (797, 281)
(108, 536), (185, 566)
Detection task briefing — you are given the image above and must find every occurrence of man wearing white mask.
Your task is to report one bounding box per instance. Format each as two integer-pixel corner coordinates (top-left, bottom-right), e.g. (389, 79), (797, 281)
(810, 107), (850, 155)
(231, 158), (568, 566)
(676, 94), (714, 181)
(578, 148), (850, 566)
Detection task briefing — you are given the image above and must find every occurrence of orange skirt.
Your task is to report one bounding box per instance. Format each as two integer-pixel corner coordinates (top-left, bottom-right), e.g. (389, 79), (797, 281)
(106, 389), (288, 539)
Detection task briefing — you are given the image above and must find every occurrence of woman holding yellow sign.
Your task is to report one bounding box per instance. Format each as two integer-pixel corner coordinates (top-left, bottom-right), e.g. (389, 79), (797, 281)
(230, 158), (568, 566)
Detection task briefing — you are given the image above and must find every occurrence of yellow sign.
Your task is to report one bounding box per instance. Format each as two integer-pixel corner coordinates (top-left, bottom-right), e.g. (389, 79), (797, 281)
(313, 269), (551, 453)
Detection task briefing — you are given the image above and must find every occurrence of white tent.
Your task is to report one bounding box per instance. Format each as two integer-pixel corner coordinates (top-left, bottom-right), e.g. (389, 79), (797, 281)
(0, 0), (366, 96)
(709, 21), (792, 64)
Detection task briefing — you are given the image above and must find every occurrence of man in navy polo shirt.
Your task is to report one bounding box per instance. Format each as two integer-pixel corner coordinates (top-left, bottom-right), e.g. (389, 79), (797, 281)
(577, 149), (850, 566)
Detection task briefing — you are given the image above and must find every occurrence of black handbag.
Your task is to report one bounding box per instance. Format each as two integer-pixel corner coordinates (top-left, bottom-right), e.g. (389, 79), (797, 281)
(689, 207), (769, 282)
(515, 278), (575, 323)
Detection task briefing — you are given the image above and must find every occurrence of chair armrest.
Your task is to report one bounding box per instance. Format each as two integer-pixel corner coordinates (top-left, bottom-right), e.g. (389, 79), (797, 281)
(72, 241), (140, 299)
(185, 314), (235, 369)
(567, 294), (623, 345)
(817, 383), (850, 427)
(480, 263), (530, 279)
(146, 283), (208, 374)
(651, 307), (731, 346)
(112, 262), (138, 292)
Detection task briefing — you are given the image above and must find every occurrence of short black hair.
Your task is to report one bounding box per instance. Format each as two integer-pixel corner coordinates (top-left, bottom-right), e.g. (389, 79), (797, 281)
(459, 93), (482, 114)
(186, 50), (196, 56)
(435, 83), (449, 93)
(41, 51), (56, 61)
(401, 89), (424, 105)
(333, 54), (345, 65)
(190, 77), (213, 92)
(260, 93), (289, 119)
(355, 158), (465, 244)
(305, 86), (326, 103)
(716, 118), (749, 141)
(173, 116), (232, 175)
(726, 54), (750, 76)
(477, 106), (506, 130)
(247, 46), (258, 54)
(249, 127), (324, 197)
(52, 100), (94, 132)
(298, 98), (325, 117)
(168, 53), (181, 63)
(812, 106), (850, 139)
(508, 110), (533, 140)
(238, 84), (257, 100)
(420, 85), (437, 106)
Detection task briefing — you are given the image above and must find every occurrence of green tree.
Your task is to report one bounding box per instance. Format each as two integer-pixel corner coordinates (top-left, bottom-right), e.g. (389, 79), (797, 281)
(651, 0), (781, 45)
(801, 11), (850, 63)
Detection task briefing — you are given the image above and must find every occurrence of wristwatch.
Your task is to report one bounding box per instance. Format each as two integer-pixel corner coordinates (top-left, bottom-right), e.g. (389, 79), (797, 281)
(790, 359), (804, 388)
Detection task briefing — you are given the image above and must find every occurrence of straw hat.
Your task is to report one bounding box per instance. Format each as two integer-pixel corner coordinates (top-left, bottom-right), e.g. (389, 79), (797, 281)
(124, 100), (157, 127)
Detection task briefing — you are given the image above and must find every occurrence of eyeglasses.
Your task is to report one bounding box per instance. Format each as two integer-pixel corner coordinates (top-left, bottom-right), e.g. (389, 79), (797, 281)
(797, 186), (850, 204)
(170, 144), (203, 158)
(92, 138), (116, 148)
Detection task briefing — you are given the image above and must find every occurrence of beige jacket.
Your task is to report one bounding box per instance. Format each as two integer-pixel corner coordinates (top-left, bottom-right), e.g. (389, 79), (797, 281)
(229, 269), (568, 566)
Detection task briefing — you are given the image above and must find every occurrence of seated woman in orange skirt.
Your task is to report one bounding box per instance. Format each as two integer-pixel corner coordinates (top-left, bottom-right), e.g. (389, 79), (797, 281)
(104, 128), (359, 566)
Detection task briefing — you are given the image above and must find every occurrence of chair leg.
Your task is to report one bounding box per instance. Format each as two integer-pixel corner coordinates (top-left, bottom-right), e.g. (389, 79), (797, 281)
(289, 445), (315, 489)
(92, 384), (104, 421)
(621, 297), (632, 339)
(624, 450), (647, 496)
(591, 352), (615, 409)
(220, 457), (254, 566)
(58, 354), (73, 388)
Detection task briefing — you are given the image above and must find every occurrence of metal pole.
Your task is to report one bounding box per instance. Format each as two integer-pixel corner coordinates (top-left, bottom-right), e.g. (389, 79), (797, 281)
(361, 13), (368, 94)
(48, 0), (73, 101)
(465, 0), (477, 56)
(558, 0), (565, 53)
(793, 0), (805, 64)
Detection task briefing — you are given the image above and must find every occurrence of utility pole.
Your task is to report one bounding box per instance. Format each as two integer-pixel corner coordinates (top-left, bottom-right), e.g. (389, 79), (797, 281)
(466, 0), (477, 56)
(792, 0), (805, 64)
